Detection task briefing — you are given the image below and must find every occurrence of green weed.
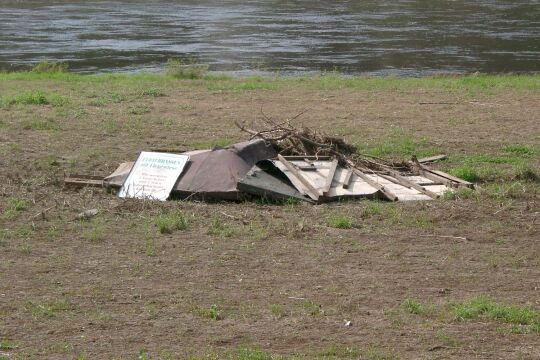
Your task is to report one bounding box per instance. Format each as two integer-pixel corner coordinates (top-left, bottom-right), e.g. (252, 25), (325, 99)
(402, 298), (424, 315)
(128, 105), (151, 115)
(268, 304), (287, 319)
(194, 304), (221, 320)
(21, 117), (60, 131)
(0, 340), (16, 350)
(155, 211), (188, 234)
(442, 187), (475, 200)
(140, 87), (165, 97)
(448, 165), (480, 182)
(165, 58), (208, 79)
(513, 163), (539, 182)
(24, 299), (72, 318)
(503, 144), (535, 157)
(31, 61), (69, 73)
(3, 197), (29, 218)
(450, 296), (540, 332)
(327, 213), (354, 229)
(301, 300), (324, 316)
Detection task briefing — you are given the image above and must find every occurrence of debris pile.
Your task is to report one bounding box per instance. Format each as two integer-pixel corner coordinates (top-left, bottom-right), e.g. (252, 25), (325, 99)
(65, 120), (473, 203)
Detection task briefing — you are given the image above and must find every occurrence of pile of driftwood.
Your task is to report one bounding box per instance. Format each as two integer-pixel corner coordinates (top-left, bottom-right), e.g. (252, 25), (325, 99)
(235, 116), (473, 202)
(65, 116), (474, 203)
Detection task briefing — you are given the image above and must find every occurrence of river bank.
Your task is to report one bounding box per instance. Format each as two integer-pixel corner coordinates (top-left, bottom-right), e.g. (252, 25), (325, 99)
(0, 72), (539, 359)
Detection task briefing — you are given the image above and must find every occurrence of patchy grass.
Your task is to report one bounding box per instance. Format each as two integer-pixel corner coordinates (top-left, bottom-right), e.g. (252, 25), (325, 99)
(2, 197), (29, 219)
(155, 211), (188, 234)
(31, 61), (69, 73)
(165, 58), (209, 79)
(139, 87), (166, 97)
(0, 90), (68, 108)
(24, 299), (72, 318)
(450, 296), (540, 333)
(327, 213), (354, 229)
(402, 298), (424, 315)
(447, 165), (480, 183)
(194, 304), (221, 320)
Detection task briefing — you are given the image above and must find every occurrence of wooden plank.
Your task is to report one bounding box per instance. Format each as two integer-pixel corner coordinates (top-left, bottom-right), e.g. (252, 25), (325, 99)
(321, 159), (339, 196)
(351, 169), (398, 201)
(277, 155), (320, 201)
(64, 175), (104, 187)
(417, 154), (448, 164)
(425, 168), (474, 188)
(342, 169), (353, 189)
(282, 155), (332, 161)
(383, 170), (440, 199)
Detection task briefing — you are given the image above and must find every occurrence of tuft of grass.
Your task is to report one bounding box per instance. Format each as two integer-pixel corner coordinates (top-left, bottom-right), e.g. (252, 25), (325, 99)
(268, 304), (287, 319)
(301, 300), (324, 316)
(442, 187), (475, 200)
(24, 299), (72, 318)
(448, 165), (480, 182)
(402, 298), (424, 315)
(165, 58), (208, 79)
(513, 163), (539, 182)
(451, 296), (540, 333)
(155, 211), (188, 234)
(1, 90), (67, 108)
(128, 105), (151, 115)
(0, 340), (16, 350)
(194, 304), (221, 320)
(31, 61), (69, 73)
(503, 144), (535, 157)
(21, 117), (60, 131)
(3, 197), (29, 219)
(327, 213), (354, 229)
(139, 87), (165, 97)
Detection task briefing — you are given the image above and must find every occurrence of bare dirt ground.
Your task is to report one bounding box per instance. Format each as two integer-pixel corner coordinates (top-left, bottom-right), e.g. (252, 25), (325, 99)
(0, 76), (539, 359)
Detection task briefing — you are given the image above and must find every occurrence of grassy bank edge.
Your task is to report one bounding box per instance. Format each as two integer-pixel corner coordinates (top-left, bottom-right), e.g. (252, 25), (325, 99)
(1, 71), (539, 92)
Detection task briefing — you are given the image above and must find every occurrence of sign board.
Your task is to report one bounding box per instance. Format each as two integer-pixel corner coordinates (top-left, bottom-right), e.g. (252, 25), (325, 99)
(118, 152), (189, 201)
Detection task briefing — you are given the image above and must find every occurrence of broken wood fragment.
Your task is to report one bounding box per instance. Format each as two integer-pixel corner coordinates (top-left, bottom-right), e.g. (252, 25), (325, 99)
(342, 169), (353, 189)
(351, 169), (398, 201)
(64, 175), (104, 187)
(277, 155), (320, 201)
(417, 154), (447, 164)
(322, 159), (339, 196)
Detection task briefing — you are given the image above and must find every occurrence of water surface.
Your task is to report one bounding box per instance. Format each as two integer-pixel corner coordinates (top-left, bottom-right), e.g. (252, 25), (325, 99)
(0, 0), (538, 75)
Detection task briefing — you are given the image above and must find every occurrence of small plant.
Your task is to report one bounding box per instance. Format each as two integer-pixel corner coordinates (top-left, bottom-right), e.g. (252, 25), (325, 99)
(269, 304), (287, 319)
(0, 340), (15, 350)
(15, 90), (49, 105)
(3, 197), (28, 218)
(442, 187), (475, 200)
(24, 299), (71, 318)
(165, 58), (208, 79)
(327, 213), (354, 229)
(155, 211), (188, 234)
(301, 300), (324, 316)
(31, 61), (69, 73)
(21, 118), (60, 131)
(448, 165), (480, 182)
(140, 87), (165, 97)
(128, 105), (151, 115)
(513, 163), (539, 182)
(195, 304), (221, 320)
(402, 298), (424, 315)
(450, 296), (540, 333)
(503, 144), (535, 157)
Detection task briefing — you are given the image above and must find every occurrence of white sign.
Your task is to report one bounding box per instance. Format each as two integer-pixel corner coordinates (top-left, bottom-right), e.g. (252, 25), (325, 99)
(118, 152), (189, 201)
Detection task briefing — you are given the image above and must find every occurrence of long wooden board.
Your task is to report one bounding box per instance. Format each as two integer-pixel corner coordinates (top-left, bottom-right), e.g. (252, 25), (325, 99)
(352, 169), (398, 201)
(277, 155), (320, 201)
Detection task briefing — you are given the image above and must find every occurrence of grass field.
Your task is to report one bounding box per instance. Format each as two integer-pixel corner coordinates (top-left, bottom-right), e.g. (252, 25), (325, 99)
(0, 70), (539, 359)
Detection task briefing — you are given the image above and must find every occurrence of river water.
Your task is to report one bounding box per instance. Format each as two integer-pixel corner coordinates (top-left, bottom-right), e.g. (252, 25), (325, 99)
(0, 0), (538, 75)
